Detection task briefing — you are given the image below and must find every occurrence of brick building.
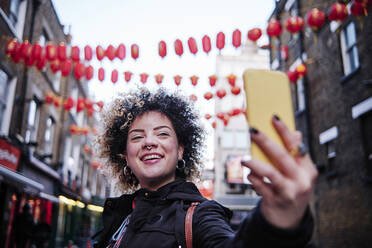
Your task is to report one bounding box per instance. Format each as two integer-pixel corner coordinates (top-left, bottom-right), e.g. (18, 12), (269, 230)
(268, 0), (372, 247)
(0, 0), (108, 247)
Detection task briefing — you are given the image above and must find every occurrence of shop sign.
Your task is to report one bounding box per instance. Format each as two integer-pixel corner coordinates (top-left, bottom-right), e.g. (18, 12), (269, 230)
(0, 138), (21, 171)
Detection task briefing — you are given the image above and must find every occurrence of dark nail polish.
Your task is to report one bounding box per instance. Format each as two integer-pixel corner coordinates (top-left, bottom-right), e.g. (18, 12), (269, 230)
(273, 114), (280, 121)
(249, 127), (259, 134)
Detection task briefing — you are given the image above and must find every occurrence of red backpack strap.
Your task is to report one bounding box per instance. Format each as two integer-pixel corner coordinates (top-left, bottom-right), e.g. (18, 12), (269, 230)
(185, 202), (200, 248)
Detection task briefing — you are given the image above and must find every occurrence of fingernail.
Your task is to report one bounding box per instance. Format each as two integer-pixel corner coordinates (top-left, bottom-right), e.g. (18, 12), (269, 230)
(273, 114), (280, 121)
(249, 127), (259, 134)
(240, 155), (251, 165)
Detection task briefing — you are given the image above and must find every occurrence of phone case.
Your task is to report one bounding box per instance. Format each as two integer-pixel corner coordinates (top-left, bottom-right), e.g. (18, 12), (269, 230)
(243, 69), (296, 165)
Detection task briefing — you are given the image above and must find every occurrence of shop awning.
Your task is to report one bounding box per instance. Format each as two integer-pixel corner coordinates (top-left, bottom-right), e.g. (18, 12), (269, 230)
(0, 165), (44, 193)
(39, 192), (60, 203)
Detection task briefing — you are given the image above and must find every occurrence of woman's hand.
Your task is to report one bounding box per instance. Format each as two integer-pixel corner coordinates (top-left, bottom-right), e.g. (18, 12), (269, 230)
(241, 115), (318, 229)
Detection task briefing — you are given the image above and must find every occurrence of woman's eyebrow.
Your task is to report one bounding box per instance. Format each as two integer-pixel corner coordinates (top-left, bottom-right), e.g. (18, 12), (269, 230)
(154, 125), (171, 131)
(128, 129), (144, 134)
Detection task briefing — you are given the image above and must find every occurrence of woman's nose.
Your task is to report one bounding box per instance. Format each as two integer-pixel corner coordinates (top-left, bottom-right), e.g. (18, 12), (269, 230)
(143, 135), (158, 148)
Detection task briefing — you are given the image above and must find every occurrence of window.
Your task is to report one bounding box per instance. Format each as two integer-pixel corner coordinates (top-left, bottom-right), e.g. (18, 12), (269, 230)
(25, 98), (40, 143)
(295, 77), (306, 112)
(235, 130), (249, 149)
(0, 69), (9, 126)
(9, 0), (21, 26)
(221, 130), (234, 148)
(44, 117), (55, 156)
(340, 22), (359, 75)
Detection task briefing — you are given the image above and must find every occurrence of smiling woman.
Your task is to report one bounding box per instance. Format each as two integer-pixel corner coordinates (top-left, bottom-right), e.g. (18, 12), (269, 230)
(94, 87), (316, 248)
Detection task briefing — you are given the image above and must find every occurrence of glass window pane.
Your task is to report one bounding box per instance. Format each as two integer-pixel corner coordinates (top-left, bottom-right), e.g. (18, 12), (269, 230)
(235, 130), (249, 149)
(221, 130), (234, 148)
(346, 22), (356, 47)
(27, 100), (37, 126)
(352, 46), (360, 70)
(0, 69), (8, 101)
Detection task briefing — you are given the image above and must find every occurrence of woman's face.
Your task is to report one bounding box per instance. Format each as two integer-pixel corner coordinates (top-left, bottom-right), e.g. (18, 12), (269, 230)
(125, 111), (184, 190)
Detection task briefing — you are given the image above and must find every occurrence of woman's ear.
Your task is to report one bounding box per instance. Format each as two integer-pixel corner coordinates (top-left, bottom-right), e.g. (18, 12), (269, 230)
(178, 145), (184, 160)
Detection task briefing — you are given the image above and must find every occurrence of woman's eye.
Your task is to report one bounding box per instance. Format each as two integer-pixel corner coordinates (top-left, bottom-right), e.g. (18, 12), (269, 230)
(131, 136), (142, 140)
(159, 132), (169, 136)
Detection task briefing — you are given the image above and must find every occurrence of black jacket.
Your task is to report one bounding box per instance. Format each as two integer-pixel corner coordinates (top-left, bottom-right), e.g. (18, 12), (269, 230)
(94, 179), (314, 248)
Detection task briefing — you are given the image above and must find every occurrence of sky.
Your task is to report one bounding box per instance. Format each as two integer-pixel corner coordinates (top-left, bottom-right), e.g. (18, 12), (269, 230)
(51, 0), (276, 166)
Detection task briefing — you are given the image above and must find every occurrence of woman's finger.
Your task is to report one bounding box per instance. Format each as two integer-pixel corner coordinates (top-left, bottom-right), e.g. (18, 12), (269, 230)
(248, 173), (274, 198)
(271, 115), (300, 154)
(249, 127), (298, 178)
(241, 158), (284, 187)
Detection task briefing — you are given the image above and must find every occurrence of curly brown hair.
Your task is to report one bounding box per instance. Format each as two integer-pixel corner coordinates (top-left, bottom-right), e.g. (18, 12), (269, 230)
(96, 87), (206, 193)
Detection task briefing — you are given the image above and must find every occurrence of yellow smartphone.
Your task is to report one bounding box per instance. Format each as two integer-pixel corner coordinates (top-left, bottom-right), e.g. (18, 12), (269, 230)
(243, 69), (296, 165)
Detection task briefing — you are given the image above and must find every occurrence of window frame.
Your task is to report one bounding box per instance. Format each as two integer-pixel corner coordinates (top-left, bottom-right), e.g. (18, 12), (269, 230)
(340, 21), (360, 76)
(25, 97), (41, 143)
(0, 69), (10, 126)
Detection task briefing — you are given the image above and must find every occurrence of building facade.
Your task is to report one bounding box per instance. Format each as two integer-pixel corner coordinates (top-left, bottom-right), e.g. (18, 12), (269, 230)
(0, 0), (108, 247)
(268, 0), (372, 247)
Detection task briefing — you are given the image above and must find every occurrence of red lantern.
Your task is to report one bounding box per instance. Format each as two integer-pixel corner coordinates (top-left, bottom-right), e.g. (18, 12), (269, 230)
(222, 116), (229, 126)
(295, 64), (307, 78)
(5, 39), (19, 57)
(281, 45), (289, 60)
(231, 86), (241, 95)
(87, 107), (94, 116)
(232, 29), (242, 48)
(96, 45), (105, 61)
(202, 35), (211, 54)
(116, 43), (126, 60)
(84, 45), (93, 61)
(63, 97), (75, 111)
(174, 75), (182, 86)
(216, 32), (225, 51)
(60, 59), (72, 77)
(140, 73), (148, 83)
(124, 71), (132, 82)
(46, 42), (57, 61)
(190, 75), (199, 86)
(306, 8), (326, 31)
(131, 44), (139, 60)
(85, 65), (94, 81)
(69, 124), (78, 134)
(287, 70), (298, 83)
(53, 96), (62, 108)
(155, 74), (164, 84)
(74, 62), (85, 80)
(209, 75), (217, 87)
(83, 145), (90, 154)
(328, 3), (348, 22)
(9, 41), (21, 63)
(111, 69), (118, 83)
(70, 46), (80, 62)
(50, 60), (60, 73)
(216, 89), (227, 99)
(77, 98), (85, 112)
(231, 108), (241, 116)
(247, 28), (262, 42)
(98, 67), (105, 82)
(187, 37), (198, 55)
(189, 94), (197, 102)
(45, 92), (54, 104)
(24, 55), (35, 67)
(204, 92), (213, 100)
(36, 52), (47, 70)
(106, 45), (116, 61)
(96, 101), (104, 110)
(20, 40), (32, 60)
(227, 74), (237, 87)
(85, 99), (93, 109)
(216, 112), (225, 120)
(285, 16), (304, 33)
(158, 41), (167, 58)
(57, 42), (67, 61)
(174, 39), (183, 57)
(350, 1), (368, 17)
(205, 114), (212, 120)
(31, 42), (42, 61)
(212, 121), (217, 129)
(266, 19), (282, 38)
